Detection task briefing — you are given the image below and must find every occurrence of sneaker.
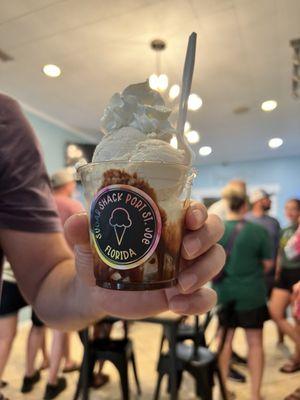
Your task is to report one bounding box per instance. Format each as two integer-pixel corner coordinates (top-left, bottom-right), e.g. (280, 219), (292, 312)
(228, 366), (246, 383)
(21, 370), (41, 393)
(231, 351), (247, 366)
(44, 377), (67, 400)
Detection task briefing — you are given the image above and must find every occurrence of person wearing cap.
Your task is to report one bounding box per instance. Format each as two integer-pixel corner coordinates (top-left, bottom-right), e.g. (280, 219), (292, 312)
(246, 189), (281, 296)
(0, 93), (225, 399)
(246, 190), (286, 353)
(41, 169), (83, 400)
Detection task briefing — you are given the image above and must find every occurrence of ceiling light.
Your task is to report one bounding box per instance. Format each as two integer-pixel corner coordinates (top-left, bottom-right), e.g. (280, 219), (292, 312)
(268, 137), (283, 149)
(185, 130), (200, 144)
(188, 94), (203, 111)
(149, 74), (159, 90)
(43, 64), (61, 78)
(169, 84), (180, 100)
(184, 121), (191, 133)
(170, 136), (178, 149)
(261, 100), (277, 112)
(149, 73), (168, 92)
(158, 74), (168, 91)
(199, 146), (212, 156)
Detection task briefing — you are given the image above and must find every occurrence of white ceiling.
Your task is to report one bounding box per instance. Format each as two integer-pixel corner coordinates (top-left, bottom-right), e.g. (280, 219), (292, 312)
(0, 0), (299, 165)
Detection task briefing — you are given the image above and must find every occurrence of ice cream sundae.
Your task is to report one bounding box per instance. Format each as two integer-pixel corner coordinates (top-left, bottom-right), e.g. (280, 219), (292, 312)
(78, 80), (195, 290)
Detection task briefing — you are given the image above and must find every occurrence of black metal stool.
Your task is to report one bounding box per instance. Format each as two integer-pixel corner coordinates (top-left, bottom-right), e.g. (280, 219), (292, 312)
(154, 313), (228, 400)
(74, 323), (141, 400)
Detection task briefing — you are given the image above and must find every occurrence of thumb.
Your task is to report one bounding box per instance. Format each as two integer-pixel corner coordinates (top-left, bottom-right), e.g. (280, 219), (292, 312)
(64, 213), (95, 286)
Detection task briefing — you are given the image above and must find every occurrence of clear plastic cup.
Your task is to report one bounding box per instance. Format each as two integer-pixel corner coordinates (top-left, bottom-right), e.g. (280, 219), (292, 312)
(78, 161), (195, 291)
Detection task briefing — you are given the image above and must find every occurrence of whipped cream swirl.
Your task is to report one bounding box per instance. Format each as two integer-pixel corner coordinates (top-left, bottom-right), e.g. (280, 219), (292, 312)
(101, 81), (175, 138)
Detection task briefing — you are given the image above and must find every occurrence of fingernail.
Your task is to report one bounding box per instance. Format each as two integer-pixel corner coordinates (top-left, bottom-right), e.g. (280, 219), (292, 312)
(192, 208), (203, 223)
(169, 298), (188, 314)
(183, 236), (201, 257)
(179, 273), (198, 292)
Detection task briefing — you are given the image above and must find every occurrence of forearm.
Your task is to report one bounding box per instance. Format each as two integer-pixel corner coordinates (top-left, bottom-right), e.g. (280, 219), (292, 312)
(33, 259), (104, 330)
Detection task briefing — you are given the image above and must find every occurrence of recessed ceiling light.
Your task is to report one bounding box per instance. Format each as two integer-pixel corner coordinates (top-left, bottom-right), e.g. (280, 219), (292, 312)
(170, 136), (178, 149)
(185, 130), (200, 144)
(261, 100), (277, 112)
(188, 94), (203, 111)
(43, 64), (61, 78)
(268, 137), (283, 149)
(199, 146), (212, 156)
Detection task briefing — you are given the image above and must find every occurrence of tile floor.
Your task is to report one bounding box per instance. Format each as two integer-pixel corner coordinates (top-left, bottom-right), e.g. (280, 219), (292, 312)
(2, 318), (300, 400)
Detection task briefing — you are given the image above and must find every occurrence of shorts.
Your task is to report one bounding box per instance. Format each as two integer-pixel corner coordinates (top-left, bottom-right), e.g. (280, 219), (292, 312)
(0, 281), (44, 327)
(218, 302), (269, 329)
(275, 268), (300, 292)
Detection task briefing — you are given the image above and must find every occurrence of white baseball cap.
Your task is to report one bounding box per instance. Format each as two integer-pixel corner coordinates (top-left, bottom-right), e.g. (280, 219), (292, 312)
(51, 168), (75, 188)
(249, 189), (271, 204)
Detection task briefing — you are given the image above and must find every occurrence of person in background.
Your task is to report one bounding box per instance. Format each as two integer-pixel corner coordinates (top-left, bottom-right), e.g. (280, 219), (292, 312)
(41, 169), (84, 400)
(209, 179), (248, 383)
(246, 189), (280, 294)
(284, 281), (300, 400)
(285, 217), (300, 262)
(208, 180), (246, 221)
(0, 260), (48, 393)
(245, 190), (285, 351)
(0, 93), (225, 399)
(269, 199), (300, 373)
(214, 190), (272, 400)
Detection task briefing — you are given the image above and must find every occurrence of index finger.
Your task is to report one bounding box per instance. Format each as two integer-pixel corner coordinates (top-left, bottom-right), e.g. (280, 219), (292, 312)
(64, 212), (90, 246)
(185, 201), (208, 231)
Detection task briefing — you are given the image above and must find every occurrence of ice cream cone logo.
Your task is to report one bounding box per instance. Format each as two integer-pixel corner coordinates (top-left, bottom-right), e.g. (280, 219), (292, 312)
(109, 207), (133, 246)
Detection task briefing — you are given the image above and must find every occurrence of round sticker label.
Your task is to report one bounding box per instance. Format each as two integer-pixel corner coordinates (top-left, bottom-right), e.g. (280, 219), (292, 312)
(90, 184), (162, 270)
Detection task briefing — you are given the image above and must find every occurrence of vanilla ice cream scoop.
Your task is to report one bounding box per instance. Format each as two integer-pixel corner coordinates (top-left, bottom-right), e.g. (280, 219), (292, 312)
(130, 139), (185, 164)
(92, 81), (192, 165)
(92, 126), (145, 161)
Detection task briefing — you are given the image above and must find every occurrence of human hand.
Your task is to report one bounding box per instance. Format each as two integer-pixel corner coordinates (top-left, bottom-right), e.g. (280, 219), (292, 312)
(64, 202), (225, 319)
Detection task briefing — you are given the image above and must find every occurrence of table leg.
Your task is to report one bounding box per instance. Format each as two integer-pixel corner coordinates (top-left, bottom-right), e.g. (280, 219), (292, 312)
(166, 326), (178, 400)
(82, 329), (90, 400)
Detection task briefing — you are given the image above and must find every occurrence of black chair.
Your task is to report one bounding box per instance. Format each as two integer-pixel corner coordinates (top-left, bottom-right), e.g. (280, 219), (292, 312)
(74, 321), (141, 400)
(158, 313), (212, 353)
(154, 312), (228, 400)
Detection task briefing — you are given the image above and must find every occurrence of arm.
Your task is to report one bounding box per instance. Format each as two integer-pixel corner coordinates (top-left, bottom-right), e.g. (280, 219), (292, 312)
(0, 204), (225, 331)
(0, 229), (100, 330)
(275, 254), (282, 280)
(259, 226), (273, 274)
(262, 259), (273, 273)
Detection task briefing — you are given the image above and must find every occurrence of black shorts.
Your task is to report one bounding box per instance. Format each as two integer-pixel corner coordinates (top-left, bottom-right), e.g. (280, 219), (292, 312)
(218, 303), (269, 329)
(0, 281), (44, 327)
(275, 268), (300, 292)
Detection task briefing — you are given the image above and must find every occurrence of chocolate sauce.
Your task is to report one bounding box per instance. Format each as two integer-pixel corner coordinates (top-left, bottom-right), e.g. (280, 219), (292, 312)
(90, 169), (185, 291)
